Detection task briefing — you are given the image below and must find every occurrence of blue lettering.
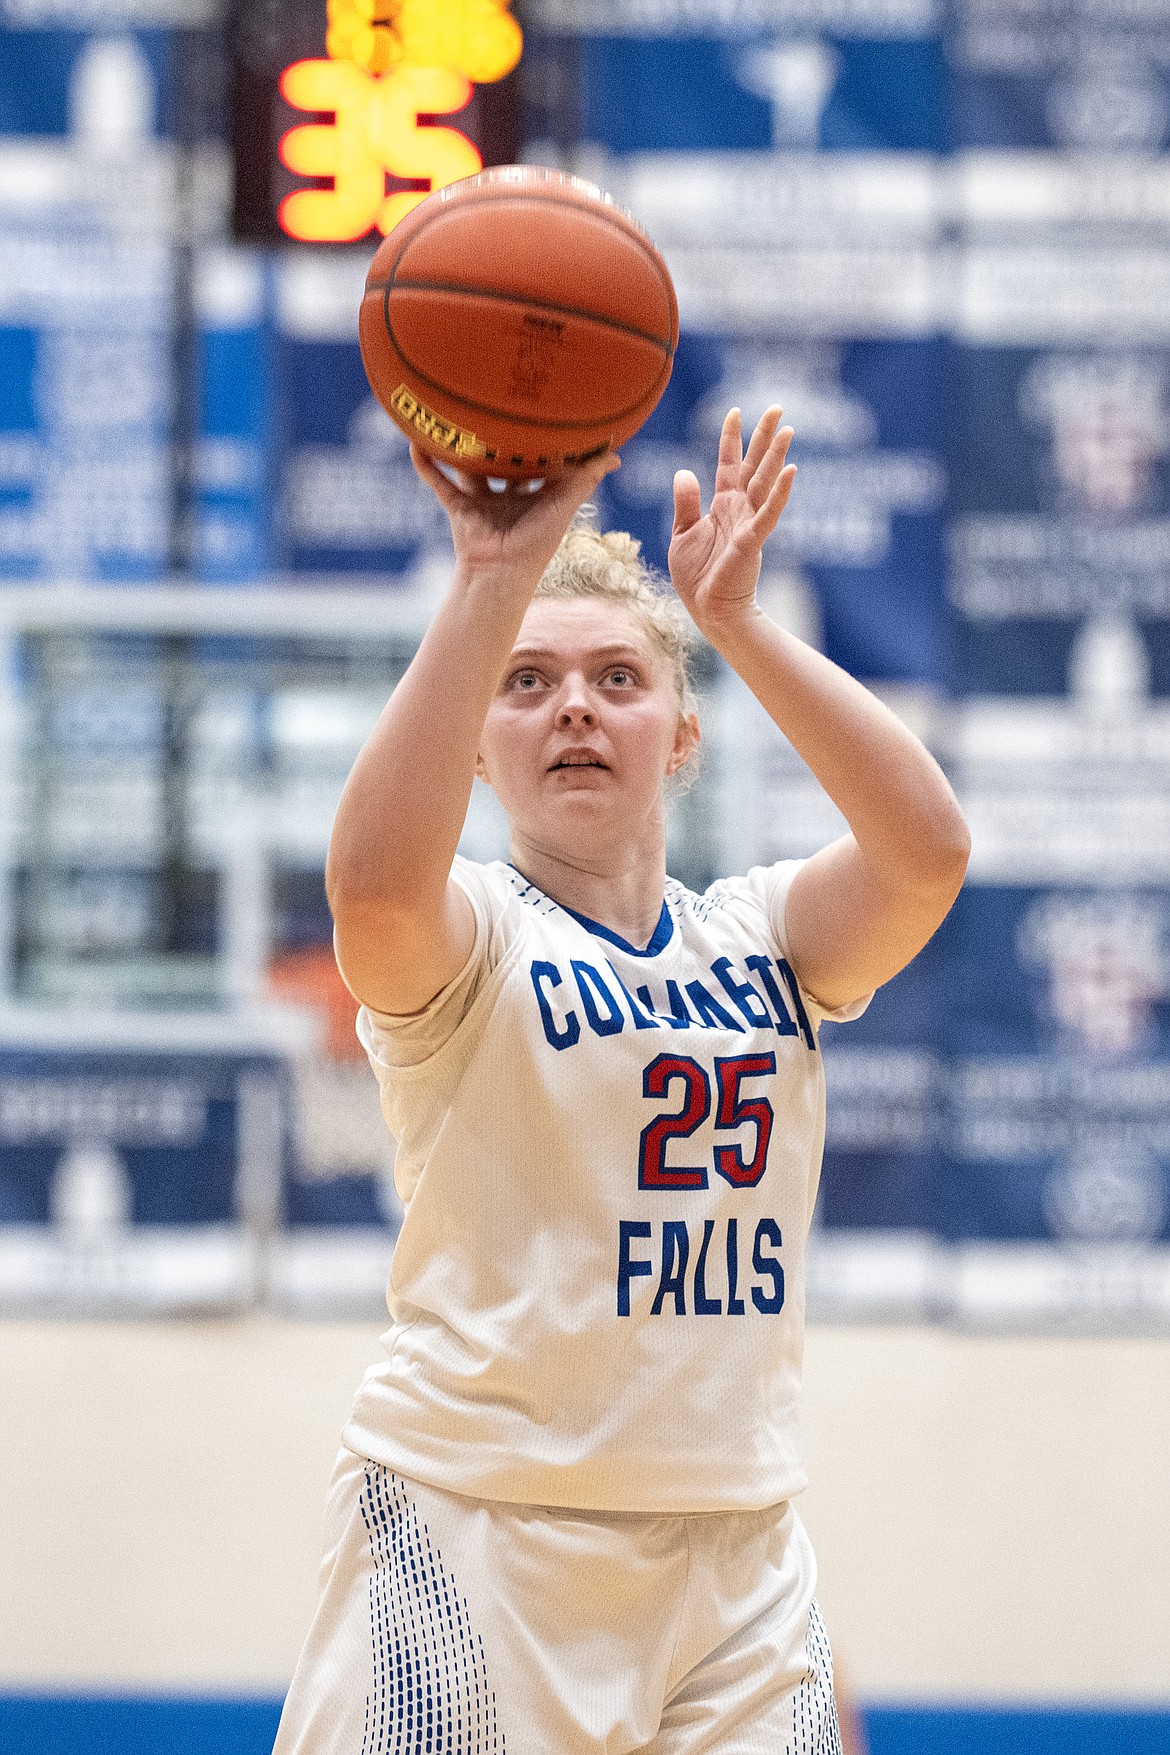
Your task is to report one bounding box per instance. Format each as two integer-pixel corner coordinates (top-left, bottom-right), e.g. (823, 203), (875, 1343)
(530, 961), (580, 1050)
(712, 956), (773, 1030)
(776, 958), (816, 1050)
(693, 1218), (722, 1315)
(571, 960), (625, 1036)
(745, 955), (798, 1037)
(650, 1219), (690, 1315)
(617, 1220), (653, 1316)
(751, 1218), (785, 1313)
(725, 1215), (746, 1314)
(532, 957), (810, 1053)
(617, 1217), (786, 1318)
(685, 979), (744, 1033)
(663, 979), (694, 1028)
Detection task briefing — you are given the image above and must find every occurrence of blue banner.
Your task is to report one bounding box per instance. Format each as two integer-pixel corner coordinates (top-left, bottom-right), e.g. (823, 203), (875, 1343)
(0, 1051), (247, 1223)
(949, 343), (1170, 697)
(949, 0), (1170, 151)
(568, 29), (946, 154)
(272, 256), (450, 578)
(941, 884), (1170, 1247)
(194, 251), (273, 584)
(602, 331), (948, 686)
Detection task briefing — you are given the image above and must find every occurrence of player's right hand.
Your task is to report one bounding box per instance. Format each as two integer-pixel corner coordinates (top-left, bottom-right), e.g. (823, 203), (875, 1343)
(410, 444), (620, 594)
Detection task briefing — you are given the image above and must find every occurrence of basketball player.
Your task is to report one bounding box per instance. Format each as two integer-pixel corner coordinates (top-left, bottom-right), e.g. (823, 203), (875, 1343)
(274, 408), (969, 1754)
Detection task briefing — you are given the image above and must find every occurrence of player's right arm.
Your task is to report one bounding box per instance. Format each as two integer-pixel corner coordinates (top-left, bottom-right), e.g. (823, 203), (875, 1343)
(326, 447), (617, 1016)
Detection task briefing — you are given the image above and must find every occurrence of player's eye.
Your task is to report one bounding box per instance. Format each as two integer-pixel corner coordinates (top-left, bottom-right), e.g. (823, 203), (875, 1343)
(605, 666), (636, 687)
(509, 668), (543, 691)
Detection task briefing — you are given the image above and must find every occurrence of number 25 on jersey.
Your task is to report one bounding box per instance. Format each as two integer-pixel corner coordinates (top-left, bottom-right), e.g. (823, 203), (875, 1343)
(639, 1052), (776, 1191)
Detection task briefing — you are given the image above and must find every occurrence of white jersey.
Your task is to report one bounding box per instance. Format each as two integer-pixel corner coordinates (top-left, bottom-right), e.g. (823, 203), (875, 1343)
(345, 857), (866, 1515)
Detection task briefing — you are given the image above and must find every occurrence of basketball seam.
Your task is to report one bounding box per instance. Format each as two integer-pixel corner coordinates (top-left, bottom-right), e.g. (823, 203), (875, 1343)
(379, 188), (672, 291)
(376, 283), (674, 434)
(370, 187), (676, 346)
(367, 278), (675, 352)
(377, 317), (674, 433)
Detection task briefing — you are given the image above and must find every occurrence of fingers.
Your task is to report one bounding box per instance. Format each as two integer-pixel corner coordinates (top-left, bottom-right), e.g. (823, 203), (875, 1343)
(525, 446), (618, 496)
(409, 443), (477, 509)
(751, 460), (797, 544)
(743, 405), (784, 480)
(533, 447), (619, 518)
(570, 447), (622, 495)
(716, 406), (790, 500)
(409, 441), (449, 494)
(747, 422), (795, 513)
(715, 407), (743, 487)
(411, 443), (618, 517)
(672, 468), (703, 536)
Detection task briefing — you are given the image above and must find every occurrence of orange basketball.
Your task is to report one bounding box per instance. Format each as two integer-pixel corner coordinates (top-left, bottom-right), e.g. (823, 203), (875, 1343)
(359, 165), (678, 480)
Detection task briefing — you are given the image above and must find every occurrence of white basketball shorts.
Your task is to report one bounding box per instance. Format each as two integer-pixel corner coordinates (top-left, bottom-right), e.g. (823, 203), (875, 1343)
(272, 1446), (842, 1755)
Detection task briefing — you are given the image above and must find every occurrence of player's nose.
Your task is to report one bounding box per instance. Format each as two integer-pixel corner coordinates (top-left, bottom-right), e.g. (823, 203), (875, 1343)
(554, 674), (597, 726)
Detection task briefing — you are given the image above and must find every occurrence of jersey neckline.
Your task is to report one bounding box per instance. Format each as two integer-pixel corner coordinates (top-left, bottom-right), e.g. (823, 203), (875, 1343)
(506, 864), (676, 958)
(558, 897), (675, 958)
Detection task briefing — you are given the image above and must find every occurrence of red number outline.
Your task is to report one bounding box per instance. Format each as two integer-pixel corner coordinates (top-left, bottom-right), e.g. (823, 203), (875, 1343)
(712, 1053), (776, 1188)
(638, 1054), (711, 1189)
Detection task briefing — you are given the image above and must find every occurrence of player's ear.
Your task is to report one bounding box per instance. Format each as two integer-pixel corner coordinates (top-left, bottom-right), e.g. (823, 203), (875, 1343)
(666, 711), (700, 777)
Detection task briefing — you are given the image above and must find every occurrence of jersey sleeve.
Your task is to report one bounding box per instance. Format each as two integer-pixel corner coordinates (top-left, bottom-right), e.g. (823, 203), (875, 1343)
(356, 858), (512, 1072)
(736, 860), (872, 1029)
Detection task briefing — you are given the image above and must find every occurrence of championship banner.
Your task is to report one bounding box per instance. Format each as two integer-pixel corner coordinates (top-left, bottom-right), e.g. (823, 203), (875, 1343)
(941, 882), (1170, 1326)
(0, 1009), (298, 1314)
(0, 202), (175, 583)
(945, 681), (1170, 1324)
(949, 0), (1170, 698)
(524, 0), (946, 153)
(193, 247), (273, 583)
(0, 23), (181, 583)
(949, 0), (1170, 153)
(949, 338), (1170, 699)
(945, 0), (1170, 1320)
(272, 251), (452, 577)
(602, 327), (948, 687)
(0, 16), (172, 133)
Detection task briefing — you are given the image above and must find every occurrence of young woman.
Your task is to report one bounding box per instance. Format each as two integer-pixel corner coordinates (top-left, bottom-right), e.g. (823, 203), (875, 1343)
(275, 408), (969, 1755)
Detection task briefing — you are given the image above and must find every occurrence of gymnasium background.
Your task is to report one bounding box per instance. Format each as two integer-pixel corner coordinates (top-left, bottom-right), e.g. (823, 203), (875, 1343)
(0, 1), (1167, 1751)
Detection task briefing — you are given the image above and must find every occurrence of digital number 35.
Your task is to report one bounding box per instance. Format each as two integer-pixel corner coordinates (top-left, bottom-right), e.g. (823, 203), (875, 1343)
(638, 1052), (777, 1191)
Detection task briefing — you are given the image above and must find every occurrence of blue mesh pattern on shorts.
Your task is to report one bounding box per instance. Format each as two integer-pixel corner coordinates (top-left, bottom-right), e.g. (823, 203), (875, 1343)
(787, 1601), (843, 1755)
(359, 1466), (504, 1755)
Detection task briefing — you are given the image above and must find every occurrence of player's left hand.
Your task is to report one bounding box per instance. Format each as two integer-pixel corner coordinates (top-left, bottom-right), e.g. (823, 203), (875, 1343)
(668, 406), (795, 634)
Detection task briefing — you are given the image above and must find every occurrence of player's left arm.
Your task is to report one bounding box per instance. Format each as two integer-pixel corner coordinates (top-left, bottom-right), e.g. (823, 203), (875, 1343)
(669, 406), (970, 1013)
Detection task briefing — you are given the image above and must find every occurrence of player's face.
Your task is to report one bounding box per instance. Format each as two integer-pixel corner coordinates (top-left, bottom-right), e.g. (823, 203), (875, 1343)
(477, 598), (697, 861)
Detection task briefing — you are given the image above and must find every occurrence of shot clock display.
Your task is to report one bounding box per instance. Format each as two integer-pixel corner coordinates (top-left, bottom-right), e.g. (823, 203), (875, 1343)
(228, 0), (524, 244)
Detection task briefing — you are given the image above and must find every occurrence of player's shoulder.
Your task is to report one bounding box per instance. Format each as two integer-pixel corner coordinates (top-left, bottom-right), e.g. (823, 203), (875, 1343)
(668, 860), (805, 955)
(453, 855), (535, 912)
(451, 855), (579, 945)
(458, 857), (574, 932)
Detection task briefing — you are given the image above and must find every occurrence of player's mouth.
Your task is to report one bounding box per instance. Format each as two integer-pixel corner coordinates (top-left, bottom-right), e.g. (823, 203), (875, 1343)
(548, 746), (609, 773)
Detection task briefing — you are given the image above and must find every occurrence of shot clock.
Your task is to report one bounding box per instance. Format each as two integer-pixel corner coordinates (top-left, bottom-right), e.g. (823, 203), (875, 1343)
(228, 0), (524, 245)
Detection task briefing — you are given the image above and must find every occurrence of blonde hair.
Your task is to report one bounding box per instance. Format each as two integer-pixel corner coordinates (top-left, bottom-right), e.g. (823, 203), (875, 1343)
(534, 518), (697, 716)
